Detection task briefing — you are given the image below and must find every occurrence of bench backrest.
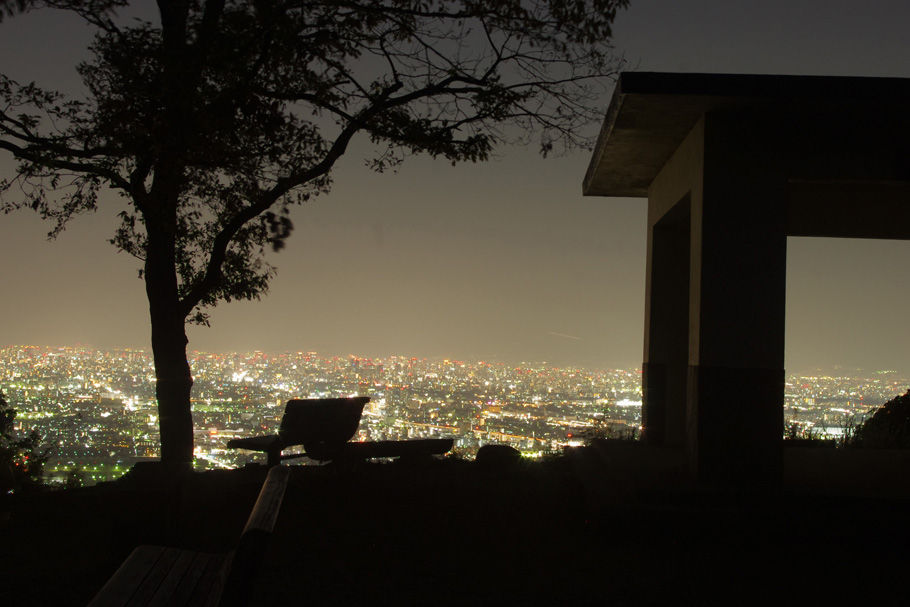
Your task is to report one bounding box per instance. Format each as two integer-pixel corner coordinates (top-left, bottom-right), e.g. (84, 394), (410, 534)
(277, 397), (369, 450)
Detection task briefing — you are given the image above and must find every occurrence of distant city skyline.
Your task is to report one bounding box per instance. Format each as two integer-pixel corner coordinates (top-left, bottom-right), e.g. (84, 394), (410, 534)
(2, 1), (910, 373)
(3, 342), (907, 378)
(4, 344), (905, 485)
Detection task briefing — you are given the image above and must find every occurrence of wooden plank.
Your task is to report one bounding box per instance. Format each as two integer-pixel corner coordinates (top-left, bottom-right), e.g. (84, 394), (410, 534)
(326, 438), (454, 460)
(167, 551), (226, 607)
(126, 547), (182, 607)
(88, 545), (167, 607)
(221, 466), (290, 607)
(91, 547), (230, 607)
(145, 548), (199, 607)
(225, 434), (279, 452)
(242, 465), (290, 535)
(192, 552), (232, 607)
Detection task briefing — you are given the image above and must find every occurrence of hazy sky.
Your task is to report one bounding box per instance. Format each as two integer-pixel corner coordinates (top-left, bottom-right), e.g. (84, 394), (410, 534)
(2, 1), (910, 373)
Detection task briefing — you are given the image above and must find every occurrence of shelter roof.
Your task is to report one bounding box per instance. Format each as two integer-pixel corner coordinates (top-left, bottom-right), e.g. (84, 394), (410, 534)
(583, 72), (910, 197)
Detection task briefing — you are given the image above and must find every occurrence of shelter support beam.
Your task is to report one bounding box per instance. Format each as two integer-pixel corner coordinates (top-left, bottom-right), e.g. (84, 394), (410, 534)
(691, 112), (787, 485)
(645, 114), (787, 485)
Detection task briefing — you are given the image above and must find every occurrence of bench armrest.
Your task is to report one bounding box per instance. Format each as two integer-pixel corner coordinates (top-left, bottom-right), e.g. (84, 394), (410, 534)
(242, 465), (290, 535)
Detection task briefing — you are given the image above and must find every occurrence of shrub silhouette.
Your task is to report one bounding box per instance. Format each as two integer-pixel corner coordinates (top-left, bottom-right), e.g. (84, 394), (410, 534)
(852, 390), (910, 449)
(0, 390), (49, 492)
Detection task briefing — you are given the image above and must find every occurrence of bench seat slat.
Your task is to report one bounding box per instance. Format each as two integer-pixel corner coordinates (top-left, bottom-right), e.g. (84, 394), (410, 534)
(126, 546), (183, 606)
(301, 438), (455, 461)
(166, 552), (225, 606)
(90, 546), (169, 607)
(146, 549), (219, 607)
(91, 546), (228, 607)
(183, 552), (230, 607)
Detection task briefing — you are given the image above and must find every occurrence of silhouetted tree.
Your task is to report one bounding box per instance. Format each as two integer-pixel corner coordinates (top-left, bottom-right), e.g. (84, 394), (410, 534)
(852, 390), (910, 449)
(0, 1), (628, 465)
(64, 464), (85, 489)
(0, 391), (49, 492)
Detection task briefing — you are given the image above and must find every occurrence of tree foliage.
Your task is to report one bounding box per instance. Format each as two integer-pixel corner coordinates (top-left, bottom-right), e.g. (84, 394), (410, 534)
(1, 0), (627, 321)
(852, 390), (910, 449)
(0, 0), (628, 461)
(0, 391), (49, 492)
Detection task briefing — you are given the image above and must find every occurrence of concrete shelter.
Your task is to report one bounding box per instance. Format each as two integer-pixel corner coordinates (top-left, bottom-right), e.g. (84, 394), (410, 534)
(584, 72), (910, 485)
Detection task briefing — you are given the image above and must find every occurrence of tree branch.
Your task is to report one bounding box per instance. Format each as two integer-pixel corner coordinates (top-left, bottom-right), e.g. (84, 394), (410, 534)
(0, 138), (130, 190)
(178, 80), (403, 316)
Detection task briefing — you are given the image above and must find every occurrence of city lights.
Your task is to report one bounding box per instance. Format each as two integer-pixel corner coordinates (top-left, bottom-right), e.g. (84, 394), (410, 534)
(1, 345), (906, 485)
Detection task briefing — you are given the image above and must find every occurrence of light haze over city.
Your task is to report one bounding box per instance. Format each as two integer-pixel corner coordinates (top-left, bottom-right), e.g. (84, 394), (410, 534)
(1, 0), (909, 373)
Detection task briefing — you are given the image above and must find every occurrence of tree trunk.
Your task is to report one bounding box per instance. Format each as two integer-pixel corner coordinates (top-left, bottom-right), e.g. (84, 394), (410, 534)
(149, 308), (194, 464)
(145, 217), (195, 465)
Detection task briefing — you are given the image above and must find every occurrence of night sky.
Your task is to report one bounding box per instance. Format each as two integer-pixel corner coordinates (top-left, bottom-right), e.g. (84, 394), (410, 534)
(2, 1), (909, 373)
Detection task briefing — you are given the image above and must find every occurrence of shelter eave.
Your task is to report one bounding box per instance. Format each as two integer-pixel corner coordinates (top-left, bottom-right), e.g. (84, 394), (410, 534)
(582, 87), (746, 198)
(582, 71), (910, 198)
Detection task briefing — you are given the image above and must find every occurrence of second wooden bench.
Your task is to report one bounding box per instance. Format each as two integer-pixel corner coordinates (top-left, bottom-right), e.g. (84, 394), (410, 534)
(89, 465), (290, 607)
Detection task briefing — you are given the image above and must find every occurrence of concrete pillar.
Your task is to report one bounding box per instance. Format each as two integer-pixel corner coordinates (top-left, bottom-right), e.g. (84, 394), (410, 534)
(642, 200), (690, 447)
(643, 117), (705, 451)
(687, 111), (787, 485)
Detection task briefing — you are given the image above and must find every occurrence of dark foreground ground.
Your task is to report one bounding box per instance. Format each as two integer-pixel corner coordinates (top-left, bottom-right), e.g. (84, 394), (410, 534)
(2, 444), (909, 606)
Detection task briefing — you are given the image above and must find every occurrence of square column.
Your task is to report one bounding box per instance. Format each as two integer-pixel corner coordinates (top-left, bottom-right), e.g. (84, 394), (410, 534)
(687, 112), (787, 485)
(643, 117), (704, 451)
(642, 200), (690, 447)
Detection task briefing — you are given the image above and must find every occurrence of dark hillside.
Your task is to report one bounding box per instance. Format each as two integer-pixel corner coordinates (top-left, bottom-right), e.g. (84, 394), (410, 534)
(2, 452), (909, 605)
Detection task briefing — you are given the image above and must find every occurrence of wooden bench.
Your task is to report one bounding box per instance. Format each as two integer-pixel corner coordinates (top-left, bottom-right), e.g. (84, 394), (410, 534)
(227, 397), (370, 466)
(227, 397), (454, 464)
(89, 465), (290, 607)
